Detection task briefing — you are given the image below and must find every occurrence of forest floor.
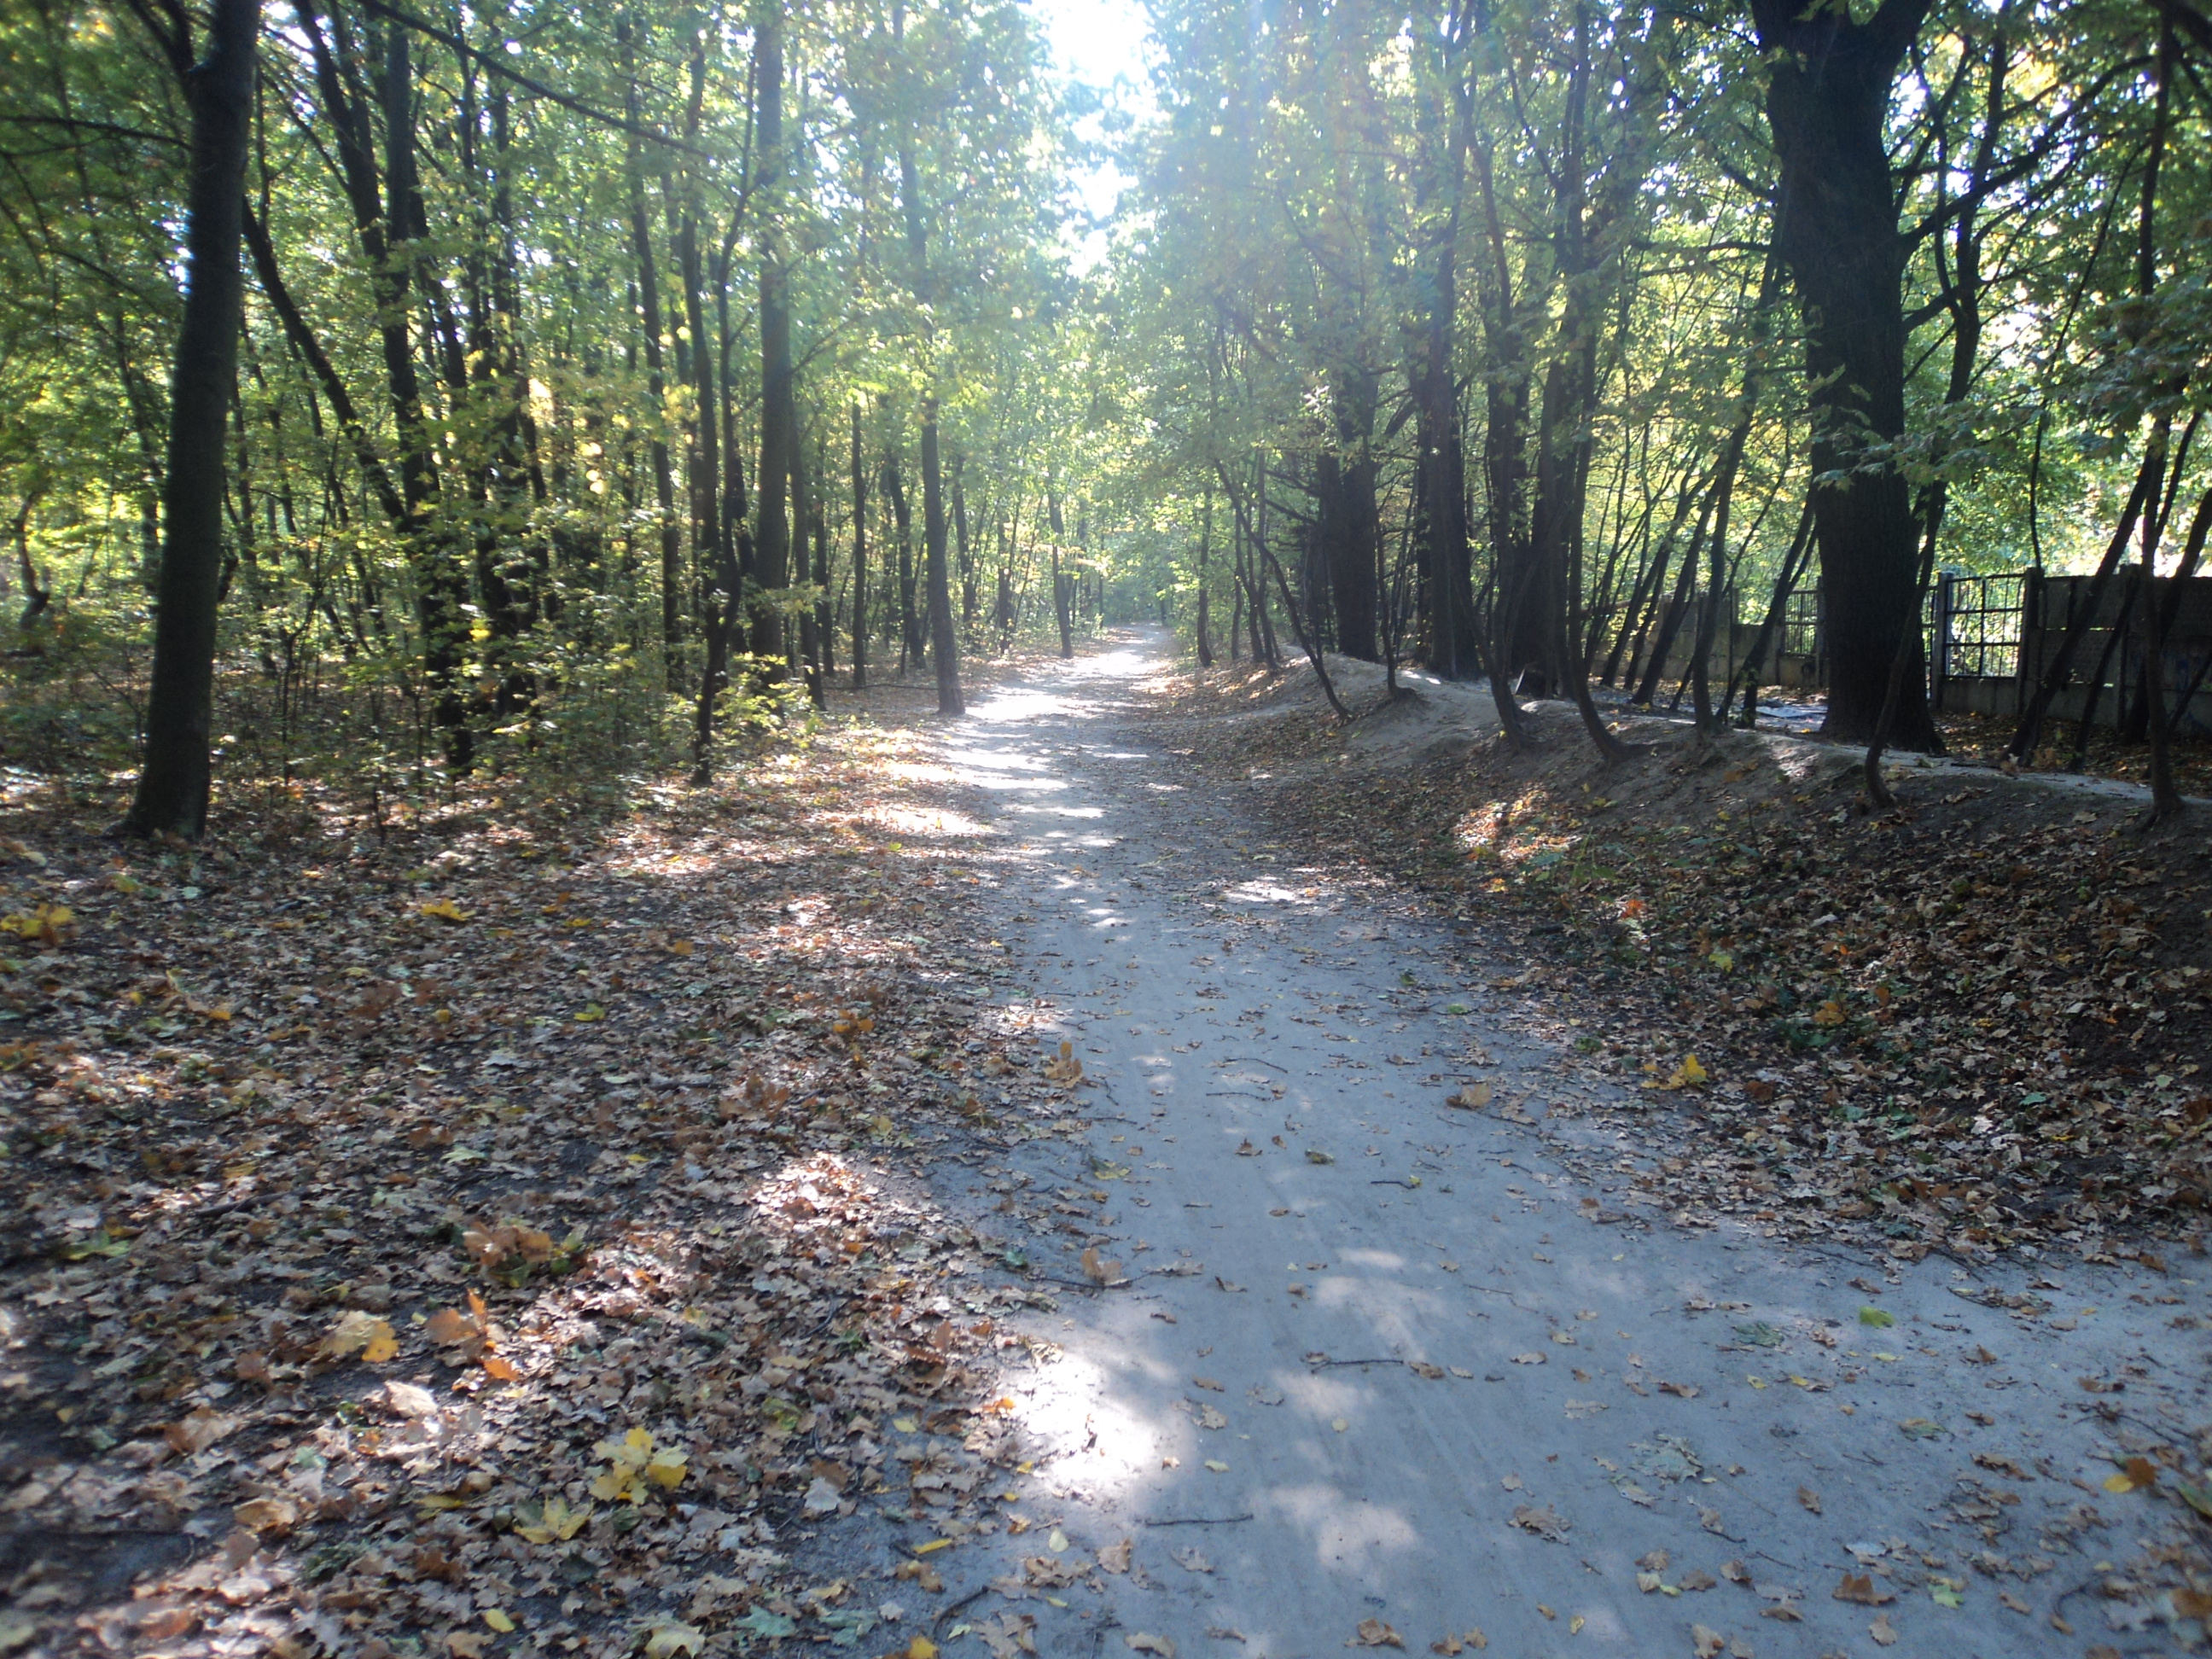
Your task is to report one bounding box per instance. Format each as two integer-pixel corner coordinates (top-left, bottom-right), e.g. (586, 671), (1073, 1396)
(4, 632), (2212, 1659)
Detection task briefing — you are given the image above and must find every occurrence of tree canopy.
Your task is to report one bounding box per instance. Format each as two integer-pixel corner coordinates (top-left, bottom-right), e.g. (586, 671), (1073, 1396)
(0, 0), (2207, 819)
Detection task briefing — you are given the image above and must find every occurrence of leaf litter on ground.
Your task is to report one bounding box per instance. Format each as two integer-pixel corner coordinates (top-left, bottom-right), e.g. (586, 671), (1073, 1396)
(0, 691), (1102, 1656)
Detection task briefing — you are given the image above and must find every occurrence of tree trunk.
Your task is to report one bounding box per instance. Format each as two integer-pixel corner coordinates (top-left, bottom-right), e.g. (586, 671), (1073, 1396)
(850, 404), (868, 689)
(122, 0), (258, 839)
(1196, 486), (1215, 668)
(1317, 373), (1382, 661)
(619, 23), (682, 682)
(886, 453), (917, 671)
(751, 4), (791, 676)
(1754, 0), (1937, 748)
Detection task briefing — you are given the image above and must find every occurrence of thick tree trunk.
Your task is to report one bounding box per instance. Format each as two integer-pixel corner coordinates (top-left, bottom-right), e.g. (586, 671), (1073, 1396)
(1754, 0), (1936, 748)
(123, 0), (258, 839)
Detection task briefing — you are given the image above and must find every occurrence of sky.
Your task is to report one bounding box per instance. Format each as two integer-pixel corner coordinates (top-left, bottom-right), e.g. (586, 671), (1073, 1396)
(1027, 0), (1159, 261)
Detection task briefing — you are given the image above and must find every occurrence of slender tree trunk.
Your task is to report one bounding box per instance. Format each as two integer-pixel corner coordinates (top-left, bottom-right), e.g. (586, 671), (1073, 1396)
(813, 431), (835, 684)
(850, 404), (868, 689)
(619, 22), (682, 681)
(791, 403), (825, 708)
(123, 0), (259, 839)
(751, 5), (792, 677)
(954, 457), (977, 629)
(1196, 486), (1215, 668)
(886, 454), (917, 671)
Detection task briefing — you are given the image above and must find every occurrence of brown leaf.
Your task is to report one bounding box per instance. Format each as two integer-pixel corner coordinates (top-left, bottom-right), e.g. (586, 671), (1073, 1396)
(1869, 1613), (1899, 1646)
(1796, 1485), (1821, 1515)
(1097, 1538), (1132, 1575)
(1834, 1575), (1895, 1606)
(163, 1406), (237, 1455)
(1511, 1504), (1569, 1542)
(1350, 1620), (1405, 1650)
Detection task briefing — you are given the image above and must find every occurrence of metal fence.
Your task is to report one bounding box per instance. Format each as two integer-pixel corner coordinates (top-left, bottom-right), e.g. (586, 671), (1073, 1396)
(1936, 572), (2027, 679)
(1782, 589), (1820, 660)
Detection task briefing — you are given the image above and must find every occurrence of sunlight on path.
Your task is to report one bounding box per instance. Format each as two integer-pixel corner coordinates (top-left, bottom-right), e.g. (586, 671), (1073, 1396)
(892, 628), (2203, 1657)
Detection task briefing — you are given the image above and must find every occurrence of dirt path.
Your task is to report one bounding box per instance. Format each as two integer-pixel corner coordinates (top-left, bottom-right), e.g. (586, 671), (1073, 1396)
(874, 629), (2212, 1659)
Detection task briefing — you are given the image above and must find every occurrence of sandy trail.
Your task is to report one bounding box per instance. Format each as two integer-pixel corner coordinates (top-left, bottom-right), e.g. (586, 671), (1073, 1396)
(898, 627), (2207, 1658)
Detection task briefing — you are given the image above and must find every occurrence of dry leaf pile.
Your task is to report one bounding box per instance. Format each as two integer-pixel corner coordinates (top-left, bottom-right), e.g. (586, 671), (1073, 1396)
(0, 719), (1084, 1657)
(1146, 677), (2212, 1258)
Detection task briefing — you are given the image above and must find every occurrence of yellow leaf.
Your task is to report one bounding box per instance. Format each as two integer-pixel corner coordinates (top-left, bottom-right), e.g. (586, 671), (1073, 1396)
(482, 1610), (515, 1633)
(915, 1539), (953, 1554)
(318, 1310), (397, 1362)
(482, 1353), (519, 1382)
(641, 1624), (704, 1659)
(644, 1448), (687, 1489)
(1813, 998), (1848, 1026)
(516, 1495), (592, 1544)
(905, 1641), (940, 1659)
(420, 899), (470, 923)
(573, 1004), (605, 1022)
(668, 937), (694, 956)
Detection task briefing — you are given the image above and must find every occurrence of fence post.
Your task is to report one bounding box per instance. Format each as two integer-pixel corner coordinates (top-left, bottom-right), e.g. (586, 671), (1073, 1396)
(1931, 572), (1953, 712)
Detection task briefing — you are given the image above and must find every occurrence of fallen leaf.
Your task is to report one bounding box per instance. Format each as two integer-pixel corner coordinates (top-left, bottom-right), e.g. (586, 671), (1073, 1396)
(318, 1309), (398, 1364)
(1171, 1545), (1214, 1574)
(163, 1406), (237, 1455)
(1126, 1637), (1176, 1657)
(1796, 1485), (1821, 1515)
(232, 1497), (300, 1535)
(1835, 1575), (1895, 1606)
(1350, 1620), (1404, 1649)
(1098, 1539), (1132, 1574)
(515, 1495), (592, 1544)
(1511, 1504), (1569, 1542)
(1870, 1612), (1899, 1645)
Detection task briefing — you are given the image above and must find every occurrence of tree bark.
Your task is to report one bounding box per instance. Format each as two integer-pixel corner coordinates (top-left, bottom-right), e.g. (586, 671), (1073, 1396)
(1753, 0), (1938, 748)
(619, 20), (683, 680)
(752, 0), (792, 675)
(850, 404), (869, 688)
(123, 0), (259, 838)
